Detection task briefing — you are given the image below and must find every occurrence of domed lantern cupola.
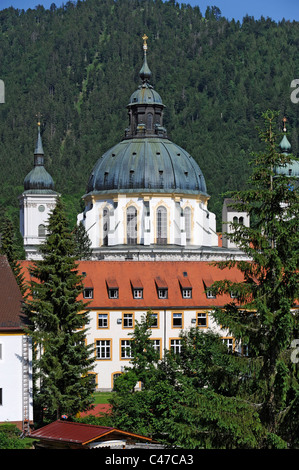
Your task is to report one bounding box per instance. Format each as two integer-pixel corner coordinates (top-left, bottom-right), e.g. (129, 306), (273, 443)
(125, 34), (167, 139)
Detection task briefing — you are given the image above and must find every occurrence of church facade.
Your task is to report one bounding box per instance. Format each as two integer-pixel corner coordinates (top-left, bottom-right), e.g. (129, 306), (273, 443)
(18, 38), (297, 391)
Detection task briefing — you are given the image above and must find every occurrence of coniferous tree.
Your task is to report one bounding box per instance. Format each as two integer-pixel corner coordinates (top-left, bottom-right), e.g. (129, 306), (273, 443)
(24, 198), (95, 423)
(73, 221), (92, 260)
(0, 215), (25, 294)
(211, 110), (299, 448)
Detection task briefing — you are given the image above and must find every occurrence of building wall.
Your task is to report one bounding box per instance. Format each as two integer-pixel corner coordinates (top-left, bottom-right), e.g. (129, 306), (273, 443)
(78, 193), (218, 250)
(86, 308), (230, 391)
(0, 333), (33, 426)
(18, 193), (58, 260)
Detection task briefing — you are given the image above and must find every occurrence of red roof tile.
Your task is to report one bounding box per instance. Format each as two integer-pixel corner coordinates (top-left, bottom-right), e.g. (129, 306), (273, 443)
(30, 419), (151, 445)
(20, 260), (245, 309)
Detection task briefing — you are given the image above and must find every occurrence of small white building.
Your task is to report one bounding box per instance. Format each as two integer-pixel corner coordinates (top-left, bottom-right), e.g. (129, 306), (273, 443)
(0, 256), (33, 432)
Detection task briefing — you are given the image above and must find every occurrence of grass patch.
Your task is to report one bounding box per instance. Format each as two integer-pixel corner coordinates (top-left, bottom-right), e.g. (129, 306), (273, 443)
(93, 392), (113, 404)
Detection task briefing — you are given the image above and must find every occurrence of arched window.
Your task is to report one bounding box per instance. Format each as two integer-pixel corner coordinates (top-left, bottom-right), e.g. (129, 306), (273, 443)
(156, 206), (167, 245)
(127, 206), (137, 245)
(184, 207), (191, 243)
(38, 224), (46, 237)
(147, 112), (153, 130)
(102, 207), (110, 246)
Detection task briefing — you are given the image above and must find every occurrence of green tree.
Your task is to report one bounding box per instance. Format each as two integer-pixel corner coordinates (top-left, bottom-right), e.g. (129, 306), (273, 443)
(24, 198), (95, 424)
(110, 318), (265, 448)
(73, 220), (92, 260)
(0, 215), (25, 294)
(211, 110), (299, 448)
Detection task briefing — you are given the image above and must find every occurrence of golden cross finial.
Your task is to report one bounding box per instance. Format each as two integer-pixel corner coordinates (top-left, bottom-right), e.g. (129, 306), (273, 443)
(142, 34), (148, 51)
(283, 116), (287, 132)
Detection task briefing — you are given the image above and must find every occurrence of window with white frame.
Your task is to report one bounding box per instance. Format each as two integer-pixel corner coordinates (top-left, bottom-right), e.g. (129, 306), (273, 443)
(84, 288), (93, 299)
(170, 339), (182, 355)
(108, 288), (119, 299)
(121, 340), (133, 359)
(156, 205), (167, 244)
(151, 339), (161, 356)
(98, 313), (108, 328)
(182, 288), (192, 298)
(123, 313), (134, 328)
(133, 288), (143, 299)
(223, 337), (234, 352)
(96, 340), (111, 359)
(158, 288), (168, 299)
(127, 206), (137, 245)
(38, 224), (46, 237)
(206, 289), (216, 299)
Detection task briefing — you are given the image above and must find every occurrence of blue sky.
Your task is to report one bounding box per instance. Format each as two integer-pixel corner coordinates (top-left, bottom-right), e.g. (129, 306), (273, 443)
(0, 0), (298, 22)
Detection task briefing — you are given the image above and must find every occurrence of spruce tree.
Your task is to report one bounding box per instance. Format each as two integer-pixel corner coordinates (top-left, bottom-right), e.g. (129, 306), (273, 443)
(73, 221), (92, 260)
(24, 198), (95, 423)
(211, 110), (299, 447)
(0, 215), (25, 294)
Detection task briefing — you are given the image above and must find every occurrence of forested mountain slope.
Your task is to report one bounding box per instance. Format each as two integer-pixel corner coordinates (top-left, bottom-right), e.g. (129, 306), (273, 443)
(0, 0), (298, 246)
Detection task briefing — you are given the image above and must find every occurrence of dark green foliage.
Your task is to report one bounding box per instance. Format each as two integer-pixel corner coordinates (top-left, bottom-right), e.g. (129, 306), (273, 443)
(109, 318), (265, 448)
(73, 220), (92, 260)
(0, 0), (298, 235)
(0, 214), (25, 293)
(24, 198), (95, 423)
(211, 110), (299, 447)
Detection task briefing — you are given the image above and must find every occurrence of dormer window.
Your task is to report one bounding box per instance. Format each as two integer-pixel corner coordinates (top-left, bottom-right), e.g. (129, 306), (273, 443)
(203, 277), (216, 299)
(133, 289), (143, 299)
(179, 274), (192, 299)
(106, 278), (119, 299)
(182, 288), (192, 299)
(83, 288), (93, 299)
(155, 276), (168, 299)
(109, 288), (119, 299)
(206, 289), (216, 299)
(158, 288), (168, 299)
(131, 278), (143, 299)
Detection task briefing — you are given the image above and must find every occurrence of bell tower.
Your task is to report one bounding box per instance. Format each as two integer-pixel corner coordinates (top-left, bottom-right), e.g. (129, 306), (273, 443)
(19, 121), (59, 260)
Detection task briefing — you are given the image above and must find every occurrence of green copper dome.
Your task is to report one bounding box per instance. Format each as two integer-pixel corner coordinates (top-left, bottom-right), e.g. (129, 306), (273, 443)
(86, 37), (207, 197)
(86, 138), (207, 195)
(23, 125), (55, 193)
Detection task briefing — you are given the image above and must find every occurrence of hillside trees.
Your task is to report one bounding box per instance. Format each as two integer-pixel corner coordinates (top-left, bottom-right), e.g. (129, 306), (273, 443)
(23, 197), (95, 423)
(0, 0), (298, 236)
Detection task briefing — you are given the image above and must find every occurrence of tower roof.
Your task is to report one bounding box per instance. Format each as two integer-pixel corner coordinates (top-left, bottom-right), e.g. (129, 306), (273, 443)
(86, 36), (207, 198)
(23, 123), (56, 193)
(274, 118), (299, 180)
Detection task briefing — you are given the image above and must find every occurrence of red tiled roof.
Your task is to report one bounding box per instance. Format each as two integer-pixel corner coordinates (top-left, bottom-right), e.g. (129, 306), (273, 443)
(79, 404), (112, 418)
(30, 419), (151, 445)
(0, 256), (25, 331)
(20, 260), (245, 309)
